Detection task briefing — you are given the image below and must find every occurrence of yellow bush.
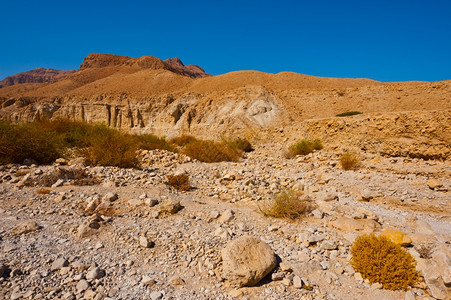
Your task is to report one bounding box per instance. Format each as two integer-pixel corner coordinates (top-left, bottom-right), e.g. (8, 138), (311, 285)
(182, 139), (242, 163)
(260, 189), (313, 220)
(350, 234), (418, 290)
(339, 151), (360, 170)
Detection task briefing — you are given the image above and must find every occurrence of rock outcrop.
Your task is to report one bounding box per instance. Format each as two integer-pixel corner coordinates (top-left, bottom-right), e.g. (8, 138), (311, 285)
(0, 68), (75, 88)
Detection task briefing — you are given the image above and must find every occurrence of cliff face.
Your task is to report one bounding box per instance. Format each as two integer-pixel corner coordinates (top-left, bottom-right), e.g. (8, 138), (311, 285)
(0, 53), (450, 160)
(0, 68), (75, 88)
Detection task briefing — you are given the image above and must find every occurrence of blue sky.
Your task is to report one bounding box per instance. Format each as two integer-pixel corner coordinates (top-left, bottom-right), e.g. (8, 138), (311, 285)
(1, 0), (450, 82)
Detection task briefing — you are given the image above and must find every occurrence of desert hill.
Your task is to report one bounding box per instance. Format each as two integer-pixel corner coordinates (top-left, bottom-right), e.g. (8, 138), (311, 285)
(0, 53), (450, 160)
(0, 68), (75, 88)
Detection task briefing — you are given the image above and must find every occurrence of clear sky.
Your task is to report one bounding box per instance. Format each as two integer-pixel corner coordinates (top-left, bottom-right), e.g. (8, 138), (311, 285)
(1, 0), (450, 82)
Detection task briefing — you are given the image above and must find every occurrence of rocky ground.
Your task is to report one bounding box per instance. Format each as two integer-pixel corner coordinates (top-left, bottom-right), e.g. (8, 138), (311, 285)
(0, 144), (450, 300)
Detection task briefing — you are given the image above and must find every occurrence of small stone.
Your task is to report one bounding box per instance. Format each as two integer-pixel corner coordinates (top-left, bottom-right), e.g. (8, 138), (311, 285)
(51, 258), (69, 271)
(321, 240), (338, 251)
(76, 279), (90, 293)
(103, 192), (118, 202)
(271, 272), (284, 281)
(139, 236), (152, 248)
(11, 221), (40, 235)
(293, 275), (303, 288)
(371, 282), (382, 289)
(150, 291), (163, 300)
(51, 179), (64, 188)
(380, 228), (412, 246)
(169, 275), (185, 286)
(360, 189), (375, 201)
(86, 267), (105, 280)
(159, 199), (181, 214)
(281, 277), (291, 286)
(428, 179), (442, 189)
(142, 275), (156, 286)
(218, 209), (235, 224)
(311, 209), (324, 219)
(128, 198), (143, 206)
(210, 210), (220, 219)
(55, 158), (68, 165)
(145, 199), (159, 207)
(354, 272), (363, 282)
(316, 191), (338, 202)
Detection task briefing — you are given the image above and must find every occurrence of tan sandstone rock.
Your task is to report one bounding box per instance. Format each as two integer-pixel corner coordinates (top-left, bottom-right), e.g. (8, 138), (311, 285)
(221, 236), (277, 287)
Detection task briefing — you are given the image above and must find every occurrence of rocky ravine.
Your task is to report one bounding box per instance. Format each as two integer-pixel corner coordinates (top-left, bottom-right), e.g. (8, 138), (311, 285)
(0, 143), (450, 300)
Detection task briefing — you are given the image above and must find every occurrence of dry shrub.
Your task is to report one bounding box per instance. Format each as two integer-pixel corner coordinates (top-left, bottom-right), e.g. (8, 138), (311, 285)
(167, 174), (190, 191)
(137, 134), (174, 152)
(182, 140), (242, 163)
(260, 189), (313, 220)
(77, 125), (139, 168)
(287, 139), (323, 158)
(36, 188), (51, 194)
(340, 151), (360, 170)
(228, 137), (253, 152)
(351, 234), (418, 290)
(415, 245), (432, 259)
(169, 135), (198, 147)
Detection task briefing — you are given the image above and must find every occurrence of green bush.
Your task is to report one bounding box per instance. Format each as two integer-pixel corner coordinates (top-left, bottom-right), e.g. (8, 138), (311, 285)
(136, 134), (173, 152)
(287, 139), (323, 158)
(0, 120), (63, 164)
(351, 234), (418, 290)
(336, 111), (362, 117)
(260, 189), (313, 220)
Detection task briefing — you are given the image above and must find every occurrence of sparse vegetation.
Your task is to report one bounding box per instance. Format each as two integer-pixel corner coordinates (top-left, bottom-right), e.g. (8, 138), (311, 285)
(416, 245), (432, 259)
(0, 119), (177, 168)
(260, 189), (313, 220)
(350, 234), (418, 290)
(287, 139), (323, 158)
(336, 111), (362, 117)
(169, 135), (198, 147)
(228, 137), (253, 152)
(181, 139), (242, 162)
(36, 188), (51, 194)
(339, 151), (360, 170)
(166, 174), (191, 191)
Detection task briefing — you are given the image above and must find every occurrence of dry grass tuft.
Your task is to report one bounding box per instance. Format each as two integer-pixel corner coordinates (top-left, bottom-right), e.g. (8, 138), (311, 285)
(351, 234), (418, 290)
(260, 189), (313, 220)
(287, 139), (323, 158)
(228, 137), (253, 152)
(166, 174), (190, 191)
(339, 151), (360, 170)
(36, 188), (51, 194)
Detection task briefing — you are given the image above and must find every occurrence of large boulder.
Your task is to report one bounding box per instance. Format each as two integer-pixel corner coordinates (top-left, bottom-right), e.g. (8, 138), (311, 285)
(221, 236), (277, 287)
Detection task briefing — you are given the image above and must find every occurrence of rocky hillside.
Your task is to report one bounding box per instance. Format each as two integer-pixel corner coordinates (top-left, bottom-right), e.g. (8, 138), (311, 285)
(0, 53), (450, 161)
(0, 68), (75, 88)
(0, 144), (450, 299)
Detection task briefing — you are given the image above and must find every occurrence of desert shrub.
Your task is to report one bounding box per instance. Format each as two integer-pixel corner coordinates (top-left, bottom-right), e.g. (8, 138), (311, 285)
(137, 134), (174, 152)
(169, 135), (199, 147)
(260, 189), (313, 220)
(287, 139), (323, 158)
(339, 151), (360, 170)
(77, 125), (139, 168)
(415, 245), (432, 259)
(351, 234), (418, 290)
(36, 188), (51, 194)
(182, 139), (242, 163)
(336, 111), (362, 117)
(228, 137), (253, 152)
(0, 120), (63, 164)
(166, 174), (190, 191)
